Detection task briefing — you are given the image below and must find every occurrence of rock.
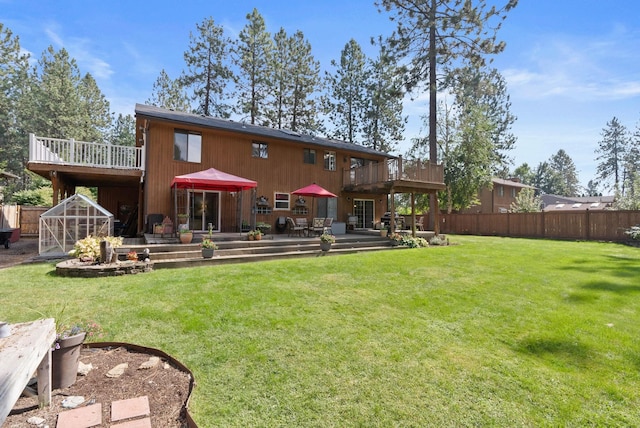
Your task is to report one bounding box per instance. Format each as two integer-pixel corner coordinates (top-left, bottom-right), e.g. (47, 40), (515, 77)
(78, 361), (93, 376)
(61, 395), (85, 409)
(106, 362), (128, 378)
(139, 356), (160, 369)
(27, 416), (45, 425)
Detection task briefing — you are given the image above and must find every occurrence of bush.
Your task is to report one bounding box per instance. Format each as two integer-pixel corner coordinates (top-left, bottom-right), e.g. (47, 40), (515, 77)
(69, 235), (123, 262)
(624, 225), (640, 241)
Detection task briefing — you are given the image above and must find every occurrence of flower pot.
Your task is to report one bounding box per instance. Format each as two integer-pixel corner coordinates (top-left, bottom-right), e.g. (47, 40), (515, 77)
(255, 234), (262, 241)
(179, 232), (193, 244)
(52, 332), (86, 389)
(380, 229), (388, 237)
(248, 234), (254, 241)
(320, 242), (332, 252)
(202, 248), (214, 258)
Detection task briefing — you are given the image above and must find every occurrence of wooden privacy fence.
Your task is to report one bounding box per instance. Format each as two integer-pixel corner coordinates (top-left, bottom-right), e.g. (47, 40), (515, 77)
(441, 210), (640, 242)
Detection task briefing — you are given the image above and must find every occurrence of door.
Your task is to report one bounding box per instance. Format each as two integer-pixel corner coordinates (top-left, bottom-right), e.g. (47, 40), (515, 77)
(189, 191), (220, 232)
(353, 199), (374, 229)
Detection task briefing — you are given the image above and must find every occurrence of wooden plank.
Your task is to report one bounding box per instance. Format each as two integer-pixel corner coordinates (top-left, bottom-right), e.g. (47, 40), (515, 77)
(0, 318), (56, 425)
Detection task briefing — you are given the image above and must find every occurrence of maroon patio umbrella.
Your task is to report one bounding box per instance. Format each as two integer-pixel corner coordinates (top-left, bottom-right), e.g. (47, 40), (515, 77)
(291, 183), (337, 218)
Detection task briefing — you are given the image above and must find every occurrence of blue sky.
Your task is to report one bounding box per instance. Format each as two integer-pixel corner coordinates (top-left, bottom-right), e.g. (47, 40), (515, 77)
(3, 0), (640, 190)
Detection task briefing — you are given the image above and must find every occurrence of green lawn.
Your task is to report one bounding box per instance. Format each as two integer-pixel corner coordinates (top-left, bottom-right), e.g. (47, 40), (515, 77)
(4, 236), (640, 426)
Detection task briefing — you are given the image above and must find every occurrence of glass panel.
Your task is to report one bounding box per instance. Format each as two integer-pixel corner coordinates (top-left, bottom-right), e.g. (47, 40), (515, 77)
(174, 131), (187, 161)
(188, 133), (201, 163)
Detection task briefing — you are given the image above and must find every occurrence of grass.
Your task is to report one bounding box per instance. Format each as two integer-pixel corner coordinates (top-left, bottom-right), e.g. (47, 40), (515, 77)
(4, 235), (640, 426)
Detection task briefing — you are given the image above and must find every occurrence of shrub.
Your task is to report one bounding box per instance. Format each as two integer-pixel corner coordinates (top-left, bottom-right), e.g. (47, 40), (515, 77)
(625, 225), (640, 241)
(69, 235), (123, 262)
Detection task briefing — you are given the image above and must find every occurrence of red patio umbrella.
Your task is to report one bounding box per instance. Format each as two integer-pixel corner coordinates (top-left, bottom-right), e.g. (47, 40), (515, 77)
(291, 183), (337, 218)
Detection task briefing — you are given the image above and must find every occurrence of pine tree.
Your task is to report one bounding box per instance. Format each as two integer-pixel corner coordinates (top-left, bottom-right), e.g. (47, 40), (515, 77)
(109, 114), (136, 147)
(595, 117), (629, 192)
(265, 28), (294, 129)
(182, 17), (234, 118)
(78, 73), (111, 143)
(234, 8), (272, 125)
(512, 163), (535, 185)
(287, 30), (322, 133)
(147, 69), (191, 112)
(548, 149), (580, 196)
(0, 23), (30, 180)
(363, 37), (405, 152)
(378, 0), (518, 224)
(324, 39), (368, 143)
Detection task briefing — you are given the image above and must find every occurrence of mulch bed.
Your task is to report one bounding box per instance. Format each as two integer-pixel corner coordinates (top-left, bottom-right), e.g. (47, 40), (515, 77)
(5, 344), (194, 427)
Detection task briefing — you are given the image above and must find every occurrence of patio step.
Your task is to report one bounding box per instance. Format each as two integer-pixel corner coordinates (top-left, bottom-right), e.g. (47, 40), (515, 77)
(116, 234), (402, 268)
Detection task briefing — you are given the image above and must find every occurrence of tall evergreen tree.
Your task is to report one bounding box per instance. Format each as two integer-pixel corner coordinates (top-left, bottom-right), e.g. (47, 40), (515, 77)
(29, 47), (83, 139)
(363, 37), (405, 152)
(378, 0), (518, 224)
(234, 8), (273, 125)
(548, 149), (580, 196)
(182, 17), (234, 118)
(512, 163), (535, 185)
(324, 39), (368, 143)
(595, 117), (629, 192)
(0, 23), (30, 179)
(109, 114), (136, 147)
(266, 28), (293, 129)
(78, 73), (111, 143)
(287, 30), (322, 133)
(147, 69), (191, 111)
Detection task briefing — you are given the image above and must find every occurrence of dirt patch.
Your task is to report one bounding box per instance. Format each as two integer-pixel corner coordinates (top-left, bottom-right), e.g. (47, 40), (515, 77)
(0, 237), (41, 269)
(5, 345), (192, 427)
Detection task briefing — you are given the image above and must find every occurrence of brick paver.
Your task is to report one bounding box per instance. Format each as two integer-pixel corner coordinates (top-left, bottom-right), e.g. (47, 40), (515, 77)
(56, 403), (102, 428)
(111, 396), (150, 422)
(111, 417), (152, 428)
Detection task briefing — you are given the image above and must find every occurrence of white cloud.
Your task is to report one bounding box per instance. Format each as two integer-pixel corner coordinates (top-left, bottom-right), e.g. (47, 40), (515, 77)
(43, 24), (113, 80)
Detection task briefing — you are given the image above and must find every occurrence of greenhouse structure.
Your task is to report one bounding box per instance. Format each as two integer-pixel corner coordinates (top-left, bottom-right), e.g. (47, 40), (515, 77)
(39, 193), (114, 255)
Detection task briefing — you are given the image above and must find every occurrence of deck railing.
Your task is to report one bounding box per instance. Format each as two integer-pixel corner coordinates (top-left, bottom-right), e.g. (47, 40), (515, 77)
(343, 157), (444, 187)
(28, 133), (144, 170)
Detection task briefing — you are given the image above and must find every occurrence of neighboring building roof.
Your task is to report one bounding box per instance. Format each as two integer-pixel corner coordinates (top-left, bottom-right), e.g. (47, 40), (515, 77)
(135, 103), (395, 159)
(491, 177), (537, 189)
(541, 194), (614, 211)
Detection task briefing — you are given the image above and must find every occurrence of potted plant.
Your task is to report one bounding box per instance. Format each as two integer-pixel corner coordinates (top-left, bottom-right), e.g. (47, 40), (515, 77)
(319, 232), (336, 251)
(52, 320), (104, 389)
(126, 250), (138, 261)
(179, 229), (193, 244)
(380, 223), (388, 237)
(177, 213), (189, 225)
(253, 229), (263, 241)
(201, 237), (218, 258)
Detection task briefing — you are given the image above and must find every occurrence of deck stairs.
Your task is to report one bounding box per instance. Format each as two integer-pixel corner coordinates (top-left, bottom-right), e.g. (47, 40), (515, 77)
(117, 233), (403, 269)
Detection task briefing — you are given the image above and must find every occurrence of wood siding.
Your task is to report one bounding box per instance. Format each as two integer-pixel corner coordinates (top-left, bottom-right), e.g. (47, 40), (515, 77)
(140, 119), (390, 232)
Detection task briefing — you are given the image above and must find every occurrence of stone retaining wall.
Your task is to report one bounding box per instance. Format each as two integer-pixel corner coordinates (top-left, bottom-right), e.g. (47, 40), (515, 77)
(56, 260), (153, 278)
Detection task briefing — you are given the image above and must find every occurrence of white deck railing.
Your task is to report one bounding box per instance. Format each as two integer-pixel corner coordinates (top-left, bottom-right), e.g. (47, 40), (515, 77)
(28, 133), (144, 170)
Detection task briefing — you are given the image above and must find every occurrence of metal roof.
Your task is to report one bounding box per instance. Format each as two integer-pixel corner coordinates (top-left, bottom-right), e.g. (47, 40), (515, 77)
(135, 104), (395, 159)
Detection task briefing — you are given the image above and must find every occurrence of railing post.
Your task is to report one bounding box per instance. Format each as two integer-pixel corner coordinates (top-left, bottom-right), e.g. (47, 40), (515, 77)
(69, 139), (75, 164)
(107, 142), (112, 168)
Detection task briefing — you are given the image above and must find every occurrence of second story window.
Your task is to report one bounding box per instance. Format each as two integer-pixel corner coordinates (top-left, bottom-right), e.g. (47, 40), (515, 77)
(252, 142), (268, 159)
(324, 151), (336, 171)
(174, 130), (201, 163)
(304, 148), (316, 164)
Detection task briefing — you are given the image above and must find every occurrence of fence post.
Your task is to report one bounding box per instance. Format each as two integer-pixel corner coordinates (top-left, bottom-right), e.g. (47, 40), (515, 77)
(585, 209), (590, 240)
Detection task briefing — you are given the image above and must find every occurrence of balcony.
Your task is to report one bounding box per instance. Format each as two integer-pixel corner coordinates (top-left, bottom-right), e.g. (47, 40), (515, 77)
(29, 134), (144, 170)
(343, 157), (445, 194)
(27, 134), (145, 192)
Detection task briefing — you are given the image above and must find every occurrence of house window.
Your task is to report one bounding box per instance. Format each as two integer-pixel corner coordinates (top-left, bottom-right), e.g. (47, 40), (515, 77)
(174, 130), (201, 163)
(511, 188), (516, 198)
(274, 192), (290, 210)
(324, 151), (336, 171)
(252, 142), (268, 158)
(304, 148), (316, 164)
(498, 185), (504, 197)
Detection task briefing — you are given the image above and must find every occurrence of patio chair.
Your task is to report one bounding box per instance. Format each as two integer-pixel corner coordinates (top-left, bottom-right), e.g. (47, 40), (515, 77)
(286, 217), (305, 237)
(415, 216), (424, 231)
(310, 217), (325, 236)
(323, 217), (333, 234)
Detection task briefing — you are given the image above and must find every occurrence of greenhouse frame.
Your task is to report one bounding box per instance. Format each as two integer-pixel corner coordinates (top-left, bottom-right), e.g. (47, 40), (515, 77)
(39, 193), (114, 255)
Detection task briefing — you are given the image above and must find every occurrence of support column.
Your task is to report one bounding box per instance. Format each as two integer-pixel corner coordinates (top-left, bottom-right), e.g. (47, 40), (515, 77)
(389, 189), (396, 232)
(411, 192), (416, 237)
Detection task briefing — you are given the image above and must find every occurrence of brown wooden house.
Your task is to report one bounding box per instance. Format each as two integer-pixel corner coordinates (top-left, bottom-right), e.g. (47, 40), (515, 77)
(28, 104), (445, 237)
(459, 178), (537, 214)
